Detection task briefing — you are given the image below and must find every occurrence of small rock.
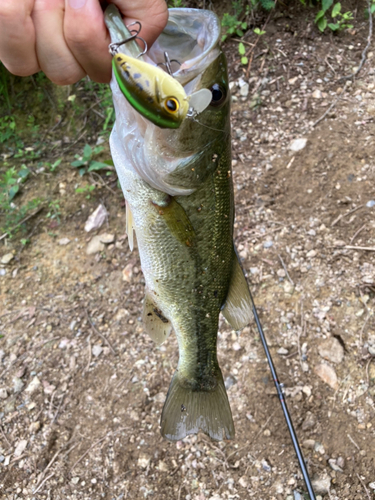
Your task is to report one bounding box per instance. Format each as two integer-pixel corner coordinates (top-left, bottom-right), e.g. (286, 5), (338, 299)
(277, 347), (289, 355)
(314, 442), (325, 455)
(328, 458), (343, 473)
(29, 421), (41, 434)
(302, 385), (312, 397)
(138, 453), (151, 469)
(312, 89), (322, 99)
(84, 204), (108, 232)
(302, 412), (317, 431)
(42, 380), (56, 395)
(366, 200), (375, 208)
(1, 253), (14, 265)
(306, 250), (317, 258)
(157, 460), (169, 472)
(122, 263), (134, 282)
(303, 439), (316, 449)
(289, 138), (307, 152)
(99, 233), (115, 244)
(86, 235), (105, 255)
(71, 477), (80, 484)
(312, 475), (331, 495)
(225, 375), (237, 389)
(277, 269), (286, 278)
(153, 392), (166, 404)
(232, 342), (241, 351)
(333, 239), (346, 247)
(284, 281), (295, 294)
(25, 376), (41, 394)
(368, 482), (375, 490)
(293, 492), (303, 500)
(58, 238), (71, 246)
(314, 364), (339, 390)
(92, 345), (103, 357)
(238, 476), (248, 488)
(318, 337), (344, 364)
(0, 388), (8, 399)
(263, 240), (273, 248)
(14, 439), (28, 457)
(239, 83), (249, 97)
(13, 377), (24, 393)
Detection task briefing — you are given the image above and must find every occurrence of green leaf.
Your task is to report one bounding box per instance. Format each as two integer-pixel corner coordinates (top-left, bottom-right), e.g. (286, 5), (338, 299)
(83, 144), (92, 159)
(87, 161), (109, 172)
(328, 22), (340, 30)
(322, 0), (333, 11)
(371, 5), (375, 14)
(71, 160), (85, 167)
(238, 42), (246, 55)
(332, 3), (341, 17)
(315, 10), (325, 21)
(241, 22), (247, 29)
(8, 185), (19, 200)
(241, 56), (249, 65)
(18, 167), (30, 179)
(79, 168), (86, 177)
(317, 16), (327, 31)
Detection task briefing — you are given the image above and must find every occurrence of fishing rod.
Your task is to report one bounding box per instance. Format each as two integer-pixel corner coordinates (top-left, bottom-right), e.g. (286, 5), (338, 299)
(248, 290), (316, 500)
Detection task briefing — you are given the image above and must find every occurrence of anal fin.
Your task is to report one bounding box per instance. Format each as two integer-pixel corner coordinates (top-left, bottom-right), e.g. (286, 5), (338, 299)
(221, 253), (253, 330)
(142, 291), (172, 345)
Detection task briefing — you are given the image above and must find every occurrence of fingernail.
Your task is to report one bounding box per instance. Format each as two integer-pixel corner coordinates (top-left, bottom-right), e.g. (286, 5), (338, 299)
(69, 0), (87, 8)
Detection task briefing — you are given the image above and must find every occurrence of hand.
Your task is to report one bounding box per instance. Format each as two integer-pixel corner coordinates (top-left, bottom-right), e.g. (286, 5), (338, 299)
(0, 0), (168, 84)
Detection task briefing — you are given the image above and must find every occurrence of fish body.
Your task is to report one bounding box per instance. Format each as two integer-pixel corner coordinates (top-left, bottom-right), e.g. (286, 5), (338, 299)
(105, 6), (252, 441)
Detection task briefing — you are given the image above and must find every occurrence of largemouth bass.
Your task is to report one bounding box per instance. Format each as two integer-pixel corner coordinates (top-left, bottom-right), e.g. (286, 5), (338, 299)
(105, 6), (253, 441)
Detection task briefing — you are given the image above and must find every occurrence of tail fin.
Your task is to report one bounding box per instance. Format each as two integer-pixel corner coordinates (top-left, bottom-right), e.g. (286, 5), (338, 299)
(160, 371), (235, 441)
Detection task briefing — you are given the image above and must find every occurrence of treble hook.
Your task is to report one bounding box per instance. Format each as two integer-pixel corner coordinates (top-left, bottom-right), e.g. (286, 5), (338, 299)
(157, 51), (181, 76)
(109, 21), (147, 58)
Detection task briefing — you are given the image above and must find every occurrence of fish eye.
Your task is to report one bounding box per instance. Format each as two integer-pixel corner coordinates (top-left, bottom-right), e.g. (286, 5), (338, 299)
(210, 84), (226, 107)
(164, 97), (179, 113)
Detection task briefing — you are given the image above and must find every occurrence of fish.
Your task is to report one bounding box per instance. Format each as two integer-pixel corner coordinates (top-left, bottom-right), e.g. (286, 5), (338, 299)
(105, 5), (253, 441)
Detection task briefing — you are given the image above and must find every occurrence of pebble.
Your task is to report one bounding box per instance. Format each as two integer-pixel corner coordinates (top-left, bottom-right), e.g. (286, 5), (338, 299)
(0, 388), (8, 399)
(25, 376), (41, 394)
(225, 375), (237, 389)
(122, 263), (134, 282)
(84, 204), (108, 232)
(263, 240), (273, 248)
(366, 200), (375, 207)
(14, 439), (28, 457)
(29, 421), (41, 434)
(232, 342), (241, 351)
(289, 138), (307, 152)
(328, 458), (343, 473)
(306, 250), (317, 258)
(302, 412), (317, 431)
(303, 439), (316, 449)
(312, 475), (331, 495)
(1, 253), (14, 265)
(86, 235), (105, 255)
(138, 453), (151, 469)
(13, 377), (24, 393)
(312, 89), (322, 99)
(99, 233), (115, 244)
(238, 476), (248, 488)
(314, 363), (339, 390)
(277, 347), (289, 355)
(277, 269), (286, 277)
(92, 345), (103, 357)
(284, 281), (295, 294)
(71, 477), (80, 484)
(369, 482), (375, 490)
(318, 337), (344, 364)
(58, 237), (71, 246)
(293, 492), (303, 500)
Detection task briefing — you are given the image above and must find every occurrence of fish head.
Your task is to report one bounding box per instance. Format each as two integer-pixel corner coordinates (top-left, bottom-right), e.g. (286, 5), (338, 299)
(107, 7), (230, 195)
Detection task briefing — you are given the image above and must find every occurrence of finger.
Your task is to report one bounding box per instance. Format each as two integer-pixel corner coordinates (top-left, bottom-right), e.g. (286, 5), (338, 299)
(110, 0), (168, 48)
(64, 0), (112, 83)
(0, 0), (40, 76)
(32, 0), (85, 85)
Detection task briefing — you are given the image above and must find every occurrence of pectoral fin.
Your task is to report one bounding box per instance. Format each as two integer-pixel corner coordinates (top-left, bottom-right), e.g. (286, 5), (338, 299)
(221, 254), (253, 330)
(142, 291), (172, 345)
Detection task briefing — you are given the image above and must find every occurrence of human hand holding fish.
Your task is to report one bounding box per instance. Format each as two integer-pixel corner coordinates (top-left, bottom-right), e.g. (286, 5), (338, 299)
(0, 0), (168, 84)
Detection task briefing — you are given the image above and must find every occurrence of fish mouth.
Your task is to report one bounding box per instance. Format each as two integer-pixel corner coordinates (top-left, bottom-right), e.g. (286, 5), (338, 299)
(147, 8), (221, 92)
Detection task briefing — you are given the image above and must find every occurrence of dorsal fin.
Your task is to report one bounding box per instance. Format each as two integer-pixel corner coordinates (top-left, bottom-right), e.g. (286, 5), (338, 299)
(221, 253), (253, 330)
(142, 291), (172, 345)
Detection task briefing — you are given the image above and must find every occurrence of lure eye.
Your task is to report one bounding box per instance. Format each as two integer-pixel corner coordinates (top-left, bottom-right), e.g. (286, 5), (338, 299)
(164, 97), (179, 114)
(210, 84), (226, 107)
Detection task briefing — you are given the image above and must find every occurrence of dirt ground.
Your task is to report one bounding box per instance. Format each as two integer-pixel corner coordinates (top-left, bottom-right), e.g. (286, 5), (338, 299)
(1, 2), (375, 499)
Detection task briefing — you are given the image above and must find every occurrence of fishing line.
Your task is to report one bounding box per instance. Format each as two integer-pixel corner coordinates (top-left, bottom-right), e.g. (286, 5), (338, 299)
(187, 115), (225, 133)
(248, 289), (317, 500)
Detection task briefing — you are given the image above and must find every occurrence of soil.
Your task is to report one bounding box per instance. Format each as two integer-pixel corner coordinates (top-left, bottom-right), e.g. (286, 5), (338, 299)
(1, 2), (375, 500)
